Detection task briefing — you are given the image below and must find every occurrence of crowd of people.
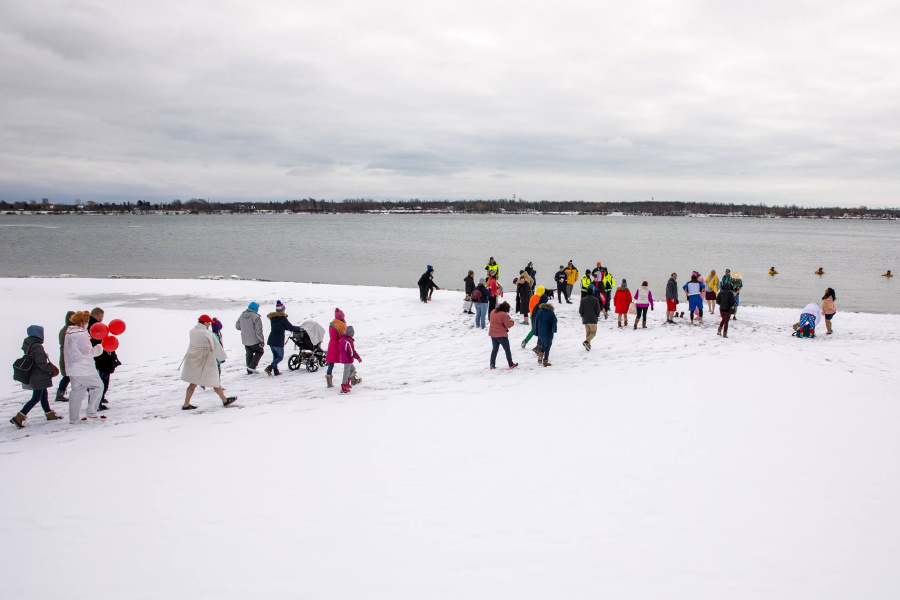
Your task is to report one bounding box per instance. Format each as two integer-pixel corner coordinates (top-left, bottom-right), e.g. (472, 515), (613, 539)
(440, 258), (849, 368)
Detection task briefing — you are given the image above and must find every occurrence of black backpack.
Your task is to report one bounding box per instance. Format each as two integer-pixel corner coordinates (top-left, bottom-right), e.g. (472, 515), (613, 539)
(12, 344), (34, 384)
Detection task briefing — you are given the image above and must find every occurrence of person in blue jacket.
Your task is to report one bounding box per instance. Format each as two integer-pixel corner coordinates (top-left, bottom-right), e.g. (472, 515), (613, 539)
(265, 300), (303, 376)
(535, 300), (558, 367)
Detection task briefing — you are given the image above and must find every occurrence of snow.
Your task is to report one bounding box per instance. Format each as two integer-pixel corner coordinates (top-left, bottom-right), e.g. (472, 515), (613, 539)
(1, 277), (899, 599)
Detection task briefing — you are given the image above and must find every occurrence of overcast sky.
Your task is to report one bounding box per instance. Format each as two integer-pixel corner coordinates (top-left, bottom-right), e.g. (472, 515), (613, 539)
(1, 0), (898, 206)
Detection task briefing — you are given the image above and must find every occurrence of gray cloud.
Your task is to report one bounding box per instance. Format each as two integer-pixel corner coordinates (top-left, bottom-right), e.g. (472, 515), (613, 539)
(1, 0), (899, 206)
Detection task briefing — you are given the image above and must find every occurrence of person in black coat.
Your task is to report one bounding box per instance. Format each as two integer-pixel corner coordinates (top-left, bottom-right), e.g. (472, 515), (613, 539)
(554, 266), (567, 303)
(87, 307), (116, 411)
(716, 283), (736, 337)
(463, 270), (475, 314)
(525, 262), (537, 293)
(418, 266), (438, 302)
(9, 325), (63, 428)
(265, 300), (303, 376)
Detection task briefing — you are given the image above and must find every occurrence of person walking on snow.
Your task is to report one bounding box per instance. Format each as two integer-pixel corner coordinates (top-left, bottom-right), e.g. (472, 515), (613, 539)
(614, 279), (633, 328)
(601, 268), (616, 319)
(9, 325), (63, 428)
(236, 301), (265, 374)
(488, 301), (518, 370)
(580, 270), (592, 298)
(521, 286), (546, 349)
(535, 299), (558, 367)
(683, 274), (706, 324)
(64, 311), (107, 423)
(716, 283), (736, 337)
(337, 325), (362, 393)
(325, 308), (347, 387)
(486, 272), (500, 313)
(517, 270), (534, 324)
(55, 310), (74, 402)
(579, 285), (601, 351)
(264, 300), (302, 376)
(180, 315), (236, 410)
(665, 273), (679, 323)
(632, 281), (654, 329)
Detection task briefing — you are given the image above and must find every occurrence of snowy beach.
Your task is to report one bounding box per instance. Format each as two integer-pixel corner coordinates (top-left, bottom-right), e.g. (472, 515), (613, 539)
(1, 277), (899, 599)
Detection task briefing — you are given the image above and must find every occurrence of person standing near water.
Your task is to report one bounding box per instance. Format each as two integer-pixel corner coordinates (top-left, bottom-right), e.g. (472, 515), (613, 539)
(554, 265), (567, 303)
(705, 270), (718, 315)
(418, 265), (438, 302)
(614, 279), (632, 328)
(731, 272), (744, 320)
(484, 257), (500, 278)
(683, 273), (706, 325)
(463, 270), (475, 314)
(632, 281), (654, 329)
(564, 261), (578, 303)
(517, 270), (534, 325)
(716, 283), (736, 337)
(473, 279), (489, 329)
(665, 273), (679, 324)
(822, 288), (837, 335)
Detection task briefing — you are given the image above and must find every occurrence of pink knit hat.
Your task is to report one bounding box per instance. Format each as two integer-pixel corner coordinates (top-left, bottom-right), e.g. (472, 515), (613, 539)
(335, 308), (345, 320)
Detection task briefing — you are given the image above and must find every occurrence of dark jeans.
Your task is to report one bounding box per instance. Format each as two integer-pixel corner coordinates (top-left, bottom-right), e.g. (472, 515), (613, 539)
(57, 375), (70, 396)
(636, 306), (649, 322)
(98, 371), (110, 403)
(490, 337), (514, 367)
(20, 389), (50, 416)
(488, 296), (497, 313)
(603, 290), (612, 311)
(269, 345), (285, 370)
(245, 344), (264, 369)
(720, 312), (731, 334)
(541, 336), (553, 359)
(419, 285), (428, 302)
(557, 287), (565, 302)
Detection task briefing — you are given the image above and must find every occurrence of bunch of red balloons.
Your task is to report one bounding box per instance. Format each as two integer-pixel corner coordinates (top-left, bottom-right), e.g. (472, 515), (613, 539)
(90, 318), (127, 351)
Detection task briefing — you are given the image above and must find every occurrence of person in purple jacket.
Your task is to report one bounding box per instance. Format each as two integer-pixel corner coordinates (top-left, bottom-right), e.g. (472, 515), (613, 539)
(632, 281), (654, 329)
(337, 325), (362, 394)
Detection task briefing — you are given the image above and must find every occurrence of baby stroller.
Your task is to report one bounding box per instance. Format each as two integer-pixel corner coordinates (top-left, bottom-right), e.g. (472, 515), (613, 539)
(287, 320), (327, 372)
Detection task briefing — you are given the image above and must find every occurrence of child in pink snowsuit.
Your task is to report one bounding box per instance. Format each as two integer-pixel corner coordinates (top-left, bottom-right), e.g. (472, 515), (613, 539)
(337, 325), (362, 394)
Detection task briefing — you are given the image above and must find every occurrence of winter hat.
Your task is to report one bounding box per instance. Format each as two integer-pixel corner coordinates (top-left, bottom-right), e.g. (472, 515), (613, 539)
(596, 261), (602, 266)
(26, 325), (44, 340)
(211, 319), (223, 332)
(621, 279), (627, 287)
(587, 285), (596, 295)
(535, 285), (545, 295)
(478, 278), (485, 285)
(198, 314), (212, 323)
(275, 300), (285, 312)
(248, 301), (259, 312)
(427, 264), (433, 270)
(335, 307), (345, 320)
(345, 325), (355, 338)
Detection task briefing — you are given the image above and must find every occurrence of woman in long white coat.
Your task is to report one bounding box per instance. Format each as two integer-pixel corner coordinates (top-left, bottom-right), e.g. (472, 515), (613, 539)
(181, 315), (236, 410)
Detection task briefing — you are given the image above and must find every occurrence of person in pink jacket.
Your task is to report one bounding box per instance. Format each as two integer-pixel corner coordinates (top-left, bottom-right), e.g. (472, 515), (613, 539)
(488, 301), (518, 370)
(337, 326), (362, 394)
(324, 308), (346, 388)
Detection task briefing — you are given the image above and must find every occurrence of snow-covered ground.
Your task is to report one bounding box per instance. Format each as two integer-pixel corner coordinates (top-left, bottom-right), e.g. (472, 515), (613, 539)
(1, 277), (899, 599)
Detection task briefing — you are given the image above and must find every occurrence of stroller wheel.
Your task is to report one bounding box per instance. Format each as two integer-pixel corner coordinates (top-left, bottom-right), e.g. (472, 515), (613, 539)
(317, 355), (327, 367)
(306, 360), (319, 373)
(287, 355), (301, 371)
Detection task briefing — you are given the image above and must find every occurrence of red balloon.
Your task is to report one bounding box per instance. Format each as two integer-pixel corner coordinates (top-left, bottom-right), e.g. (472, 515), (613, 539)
(101, 335), (119, 352)
(89, 322), (109, 340)
(108, 319), (126, 335)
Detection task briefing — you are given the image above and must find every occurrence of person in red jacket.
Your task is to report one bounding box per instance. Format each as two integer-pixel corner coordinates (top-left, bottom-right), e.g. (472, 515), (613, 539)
(613, 279), (633, 328)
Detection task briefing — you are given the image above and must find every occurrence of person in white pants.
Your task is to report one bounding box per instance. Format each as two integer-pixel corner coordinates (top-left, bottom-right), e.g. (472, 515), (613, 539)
(63, 311), (105, 424)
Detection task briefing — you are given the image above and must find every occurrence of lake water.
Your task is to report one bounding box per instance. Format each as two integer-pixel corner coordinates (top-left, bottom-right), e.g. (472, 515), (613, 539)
(2, 213), (898, 313)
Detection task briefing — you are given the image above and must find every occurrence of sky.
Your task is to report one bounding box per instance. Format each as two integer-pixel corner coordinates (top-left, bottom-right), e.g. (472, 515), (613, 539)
(1, 0), (899, 206)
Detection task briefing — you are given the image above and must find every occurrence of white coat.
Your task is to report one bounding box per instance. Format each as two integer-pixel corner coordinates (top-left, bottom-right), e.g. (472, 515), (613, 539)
(180, 324), (227, 387)
(63, 326), (104, 376)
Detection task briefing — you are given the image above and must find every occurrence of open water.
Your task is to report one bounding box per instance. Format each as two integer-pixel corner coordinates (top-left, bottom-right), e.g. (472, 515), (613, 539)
(1, 213), (898, 313)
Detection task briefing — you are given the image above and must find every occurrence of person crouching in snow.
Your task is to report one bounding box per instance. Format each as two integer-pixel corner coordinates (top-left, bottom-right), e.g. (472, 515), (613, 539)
(9, 325), (63, 428)
(181, 315), (236, 410)
(337, 325), (362, 393)
(535, 299), (558, 367)
(64, 311), (107, 423)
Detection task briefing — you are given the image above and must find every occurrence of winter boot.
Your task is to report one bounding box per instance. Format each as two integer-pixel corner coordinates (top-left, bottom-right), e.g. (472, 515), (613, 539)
(542, 358), (552, 367)
(45, 410), (62, 421)
(326, 374), (333, 388)
(273, 368), (281, 376)
(55, 391), (68, 402)
(717, 324), (722, 336)
(340, 383), (351, 394)
(625, 318), (628, 326)
(642, 320), (647, 329)
(723, 330), (728, 338)
(9, 412), (26, 429)
(633, 322), (638, 330)
(350, 374), (362, 385)
(264, 365), (273, 377)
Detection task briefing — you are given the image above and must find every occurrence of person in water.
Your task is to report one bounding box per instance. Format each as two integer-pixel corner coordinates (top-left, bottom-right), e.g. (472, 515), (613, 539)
(814, 268), (825, 275)
(883, 270), (893, 278)
(768, 267), (778, 276)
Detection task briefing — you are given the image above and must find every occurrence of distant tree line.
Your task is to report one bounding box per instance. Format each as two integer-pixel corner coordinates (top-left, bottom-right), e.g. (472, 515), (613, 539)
(1, 198), (898, 219)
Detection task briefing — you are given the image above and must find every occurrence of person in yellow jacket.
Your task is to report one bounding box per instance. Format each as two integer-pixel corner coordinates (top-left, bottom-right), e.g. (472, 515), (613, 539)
(769, 267), (778, 275)
(580, 271), (592, 298)
(484, 257), (500, 278)
(705, 269), (719, 315)
(600, 268), (615, 318)
(814, 268), (825, 275)
(564, 261), (579, 301)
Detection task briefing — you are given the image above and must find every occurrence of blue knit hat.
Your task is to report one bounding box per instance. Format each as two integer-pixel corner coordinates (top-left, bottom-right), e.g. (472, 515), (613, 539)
(248, 301), (259, 312)
(427, 264), (433, 270)
(26, 325), (44, 340)
(275, 300), (285, 312)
